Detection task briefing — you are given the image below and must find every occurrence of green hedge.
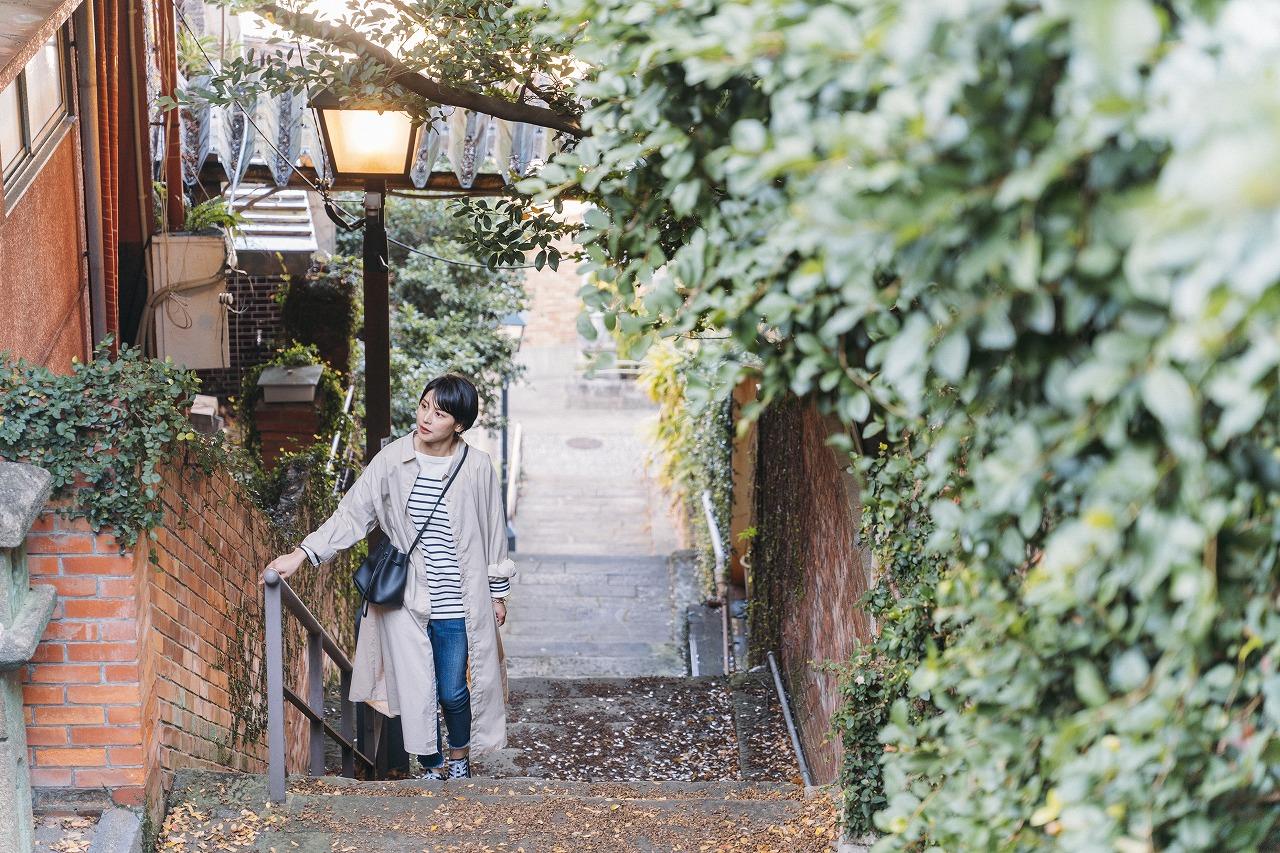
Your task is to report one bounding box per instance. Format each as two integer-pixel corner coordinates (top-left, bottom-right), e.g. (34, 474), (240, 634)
(638, 339), (734, 592)
(518, 0), (1280, 848)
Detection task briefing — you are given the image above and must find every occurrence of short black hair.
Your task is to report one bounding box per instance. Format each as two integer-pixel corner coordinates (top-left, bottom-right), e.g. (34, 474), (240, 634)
(420, 374), (479, 431)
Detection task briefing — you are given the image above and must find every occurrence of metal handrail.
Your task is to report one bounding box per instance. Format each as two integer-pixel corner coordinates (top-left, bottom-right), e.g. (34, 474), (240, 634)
(768, 650), (814, 787)
(263, 569), (373, 803)
(325, 385), (357, 495)
(701, 490), (732, 675)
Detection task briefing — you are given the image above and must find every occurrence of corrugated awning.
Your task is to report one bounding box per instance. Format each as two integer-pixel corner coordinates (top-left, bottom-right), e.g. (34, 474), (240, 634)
(0, 0), (80, 91)
(186, 84), (563, 195)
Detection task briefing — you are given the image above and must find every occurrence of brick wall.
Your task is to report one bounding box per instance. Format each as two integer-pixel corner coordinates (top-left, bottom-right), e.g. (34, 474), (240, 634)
(194, 271), (286, 398)
(748, 396), (874, 784)
(23, 515), (146, 805)
(519, 204), (586, 350)
(24, 454), (351, 810)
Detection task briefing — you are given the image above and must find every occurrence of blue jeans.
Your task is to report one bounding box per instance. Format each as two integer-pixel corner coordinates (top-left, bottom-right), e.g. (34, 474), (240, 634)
(419, 618), (471, 769)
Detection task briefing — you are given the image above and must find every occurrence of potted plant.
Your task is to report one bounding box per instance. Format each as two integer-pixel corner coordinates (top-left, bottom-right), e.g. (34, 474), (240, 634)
(145, 186), (246, 368)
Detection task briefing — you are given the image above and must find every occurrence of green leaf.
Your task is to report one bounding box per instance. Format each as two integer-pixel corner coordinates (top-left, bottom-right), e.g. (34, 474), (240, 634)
(1141, 367), (1196, 433)
(1074, 661), (1110, 707)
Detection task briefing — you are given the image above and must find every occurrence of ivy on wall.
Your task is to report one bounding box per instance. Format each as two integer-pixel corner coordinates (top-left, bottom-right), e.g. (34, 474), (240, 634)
(279, 255), (362, 377)
(0, 342), (202, 548)
(213, 444), (362, 755)
(0, 342), (360, 762)
(236, 342), (349, 464)
(637, 339), (734, 592)
(829, 441), (943, 837)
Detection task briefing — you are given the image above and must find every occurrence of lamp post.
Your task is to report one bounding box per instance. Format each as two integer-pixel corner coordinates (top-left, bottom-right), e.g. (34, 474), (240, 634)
(497, 312), (526, 551)
(312, 92), (419, 780)
(311, 91), (419, 464)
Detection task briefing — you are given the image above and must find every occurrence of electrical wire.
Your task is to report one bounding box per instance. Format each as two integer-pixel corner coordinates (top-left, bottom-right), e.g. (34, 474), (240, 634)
(388, 236), (539, 269)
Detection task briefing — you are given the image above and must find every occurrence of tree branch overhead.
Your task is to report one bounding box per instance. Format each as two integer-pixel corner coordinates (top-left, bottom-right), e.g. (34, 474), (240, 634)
(259, 2), (584, 138)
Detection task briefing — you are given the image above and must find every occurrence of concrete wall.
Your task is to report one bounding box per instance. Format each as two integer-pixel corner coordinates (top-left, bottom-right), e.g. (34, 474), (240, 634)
(23, 456), (347, 809)
(748, 396), (874, 784)
(0, 128), (90, 371)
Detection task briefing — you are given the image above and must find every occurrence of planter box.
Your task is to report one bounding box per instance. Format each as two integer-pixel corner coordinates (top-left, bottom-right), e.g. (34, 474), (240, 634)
(258, 365), (324, 403)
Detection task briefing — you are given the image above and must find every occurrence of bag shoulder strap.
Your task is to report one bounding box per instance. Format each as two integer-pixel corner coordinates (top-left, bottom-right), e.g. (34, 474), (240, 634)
(406, 443), (469, 553)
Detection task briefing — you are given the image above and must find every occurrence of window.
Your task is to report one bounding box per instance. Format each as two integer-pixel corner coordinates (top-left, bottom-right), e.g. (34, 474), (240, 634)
(0, 29), (71, 195)
(0, 84), (20, 176)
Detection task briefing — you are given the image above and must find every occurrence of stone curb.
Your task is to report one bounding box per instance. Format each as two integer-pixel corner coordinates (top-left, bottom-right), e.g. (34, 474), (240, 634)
(87, 807), (143, 853)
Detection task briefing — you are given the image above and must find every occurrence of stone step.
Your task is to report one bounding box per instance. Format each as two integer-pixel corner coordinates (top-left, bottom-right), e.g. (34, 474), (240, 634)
(503, 654), (685, 678)
(161, 771), (834, 853)
(516, 552), (672, 567)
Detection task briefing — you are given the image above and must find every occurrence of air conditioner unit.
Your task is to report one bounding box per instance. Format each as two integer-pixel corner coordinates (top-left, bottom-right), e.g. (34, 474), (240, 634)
(148, 233), (232, 370)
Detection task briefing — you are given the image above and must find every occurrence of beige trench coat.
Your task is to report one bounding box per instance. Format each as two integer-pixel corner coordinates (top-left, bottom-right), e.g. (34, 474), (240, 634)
(300, 431), (515, 756)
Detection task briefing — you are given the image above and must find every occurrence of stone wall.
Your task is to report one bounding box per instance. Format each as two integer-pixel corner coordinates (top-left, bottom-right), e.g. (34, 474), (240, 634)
(747, 396), (874, 784)
(23, 454), (351, 810)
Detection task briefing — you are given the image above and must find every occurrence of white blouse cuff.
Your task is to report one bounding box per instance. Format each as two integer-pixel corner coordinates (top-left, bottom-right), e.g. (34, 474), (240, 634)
(487, 558), (517, 578)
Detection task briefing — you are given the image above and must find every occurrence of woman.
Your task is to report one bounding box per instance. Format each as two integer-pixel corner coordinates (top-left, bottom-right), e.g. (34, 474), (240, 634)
(263, 373), (514, 779)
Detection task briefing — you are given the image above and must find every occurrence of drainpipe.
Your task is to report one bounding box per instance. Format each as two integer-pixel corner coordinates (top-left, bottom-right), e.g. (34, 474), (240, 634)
(74, 0), (108, 346)
(126, 0), (159, 352)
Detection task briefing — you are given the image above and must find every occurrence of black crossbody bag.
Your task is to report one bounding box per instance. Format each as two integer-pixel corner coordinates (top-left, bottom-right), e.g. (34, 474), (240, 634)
(352, 444), (468, 614)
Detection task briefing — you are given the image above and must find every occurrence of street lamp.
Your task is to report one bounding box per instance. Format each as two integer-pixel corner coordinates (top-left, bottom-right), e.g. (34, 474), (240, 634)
(498, 312), (526, 551)
(311, 90), (420, 464)
(313, 91), (420, 781)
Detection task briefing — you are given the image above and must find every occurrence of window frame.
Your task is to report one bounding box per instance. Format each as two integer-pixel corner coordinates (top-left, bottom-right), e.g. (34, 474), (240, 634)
(0, 25), (76, 214)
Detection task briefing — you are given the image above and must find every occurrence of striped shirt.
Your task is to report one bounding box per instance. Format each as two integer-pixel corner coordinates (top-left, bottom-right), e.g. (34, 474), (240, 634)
(411, 452), (509, 621)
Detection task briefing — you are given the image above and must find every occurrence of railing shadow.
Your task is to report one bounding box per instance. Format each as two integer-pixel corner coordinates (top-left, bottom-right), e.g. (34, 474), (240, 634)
(263, 568), (374, 802)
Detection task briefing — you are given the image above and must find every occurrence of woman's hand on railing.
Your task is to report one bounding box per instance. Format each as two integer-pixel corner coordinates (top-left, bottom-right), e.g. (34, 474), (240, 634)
(261, 548), (308, 586)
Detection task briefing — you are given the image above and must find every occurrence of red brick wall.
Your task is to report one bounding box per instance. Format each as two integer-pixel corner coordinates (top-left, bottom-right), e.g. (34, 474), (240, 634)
(24, 455), (349, 809)
(749, 397), (874, 784)
(23, 515), (146, 805)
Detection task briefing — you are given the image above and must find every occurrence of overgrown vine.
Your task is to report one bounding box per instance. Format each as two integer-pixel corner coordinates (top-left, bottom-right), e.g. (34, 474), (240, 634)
(0, 341), (201, 548)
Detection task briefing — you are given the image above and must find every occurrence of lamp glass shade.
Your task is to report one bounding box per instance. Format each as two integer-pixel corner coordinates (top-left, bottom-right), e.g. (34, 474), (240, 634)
(318, 107), (417, 176)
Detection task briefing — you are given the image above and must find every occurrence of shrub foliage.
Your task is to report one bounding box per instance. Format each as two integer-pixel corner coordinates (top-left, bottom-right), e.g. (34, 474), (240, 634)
(515, 0), (1280, 848)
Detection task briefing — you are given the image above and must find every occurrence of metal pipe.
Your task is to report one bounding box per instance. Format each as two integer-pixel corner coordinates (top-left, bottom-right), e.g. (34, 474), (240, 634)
(362, 179), (390, 463)
(701, 490), (731, 674)
(326, 384), (356, 476)
(340, 670), (355, 778)
(73, 0), (108, 346)
(264, 571), (287, 802)
(767, 651), (813, 788)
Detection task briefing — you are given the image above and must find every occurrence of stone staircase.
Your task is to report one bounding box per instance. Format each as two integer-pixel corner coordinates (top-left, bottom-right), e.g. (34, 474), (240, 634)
(501, 555), (687, 679)
(161, 774), (833, 852)
(156, 675), (839, 852)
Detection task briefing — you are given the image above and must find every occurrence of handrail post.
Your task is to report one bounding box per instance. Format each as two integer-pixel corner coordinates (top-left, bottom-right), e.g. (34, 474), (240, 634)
(263, 570), (287, 803)
(307, 631), (325, 776)
(340, 671), (355, 778)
